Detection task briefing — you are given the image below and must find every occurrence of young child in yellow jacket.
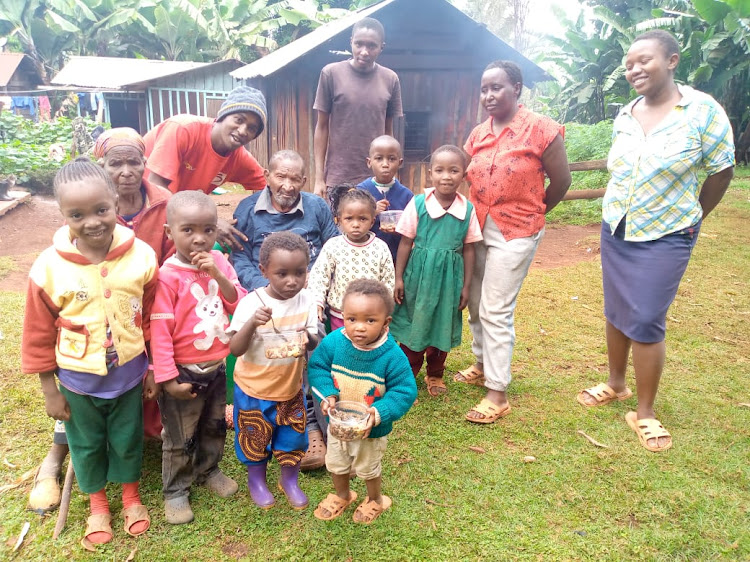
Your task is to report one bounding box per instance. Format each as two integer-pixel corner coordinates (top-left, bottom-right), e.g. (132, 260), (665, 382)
(22, 158), (158, 549)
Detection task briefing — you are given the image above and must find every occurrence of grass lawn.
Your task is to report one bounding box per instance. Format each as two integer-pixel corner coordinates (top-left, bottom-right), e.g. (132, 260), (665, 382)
(0, 171), (748, 560)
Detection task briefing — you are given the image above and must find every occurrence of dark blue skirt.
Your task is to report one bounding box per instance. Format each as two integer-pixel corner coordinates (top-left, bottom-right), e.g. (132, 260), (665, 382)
(601, 219), (700, 343)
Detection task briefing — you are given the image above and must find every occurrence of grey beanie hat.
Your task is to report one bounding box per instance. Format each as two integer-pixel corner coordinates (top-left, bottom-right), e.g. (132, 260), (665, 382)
(216, 86), (267, 137)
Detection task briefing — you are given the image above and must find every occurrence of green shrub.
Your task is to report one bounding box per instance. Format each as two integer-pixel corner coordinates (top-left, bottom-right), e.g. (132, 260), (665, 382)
(564, 121), (613, 162)
(0, 112), (101, 187)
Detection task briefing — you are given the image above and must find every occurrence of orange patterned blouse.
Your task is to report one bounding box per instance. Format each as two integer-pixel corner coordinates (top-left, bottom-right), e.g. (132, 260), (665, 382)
(464, 106), (563, 241)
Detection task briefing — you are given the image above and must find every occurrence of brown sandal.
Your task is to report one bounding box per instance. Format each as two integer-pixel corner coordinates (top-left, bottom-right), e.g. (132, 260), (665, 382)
(465, 398), (511, 424)
(80, 513), (113, 551)
(313, 491), (358, 521)
(424, 376), (447, 397)
(577, 383), (632, 407)
(353, 495), (392, 524)
(122, 504), (150, 537)
(454, 365), (485, 386)
(625, 411), (673, 452)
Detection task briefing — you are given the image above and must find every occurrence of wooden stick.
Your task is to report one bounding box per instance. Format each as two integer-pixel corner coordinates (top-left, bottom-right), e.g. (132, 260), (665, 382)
(425, 498), (455, 508)
(569, 159), (608, 171)
(53, 461), (75, 540)
(562, 188), (607, 201)
(577, 430), (610, 448)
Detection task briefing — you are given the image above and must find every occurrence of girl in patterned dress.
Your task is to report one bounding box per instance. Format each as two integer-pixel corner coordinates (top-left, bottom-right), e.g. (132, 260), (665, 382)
(308, 187), (395, 330)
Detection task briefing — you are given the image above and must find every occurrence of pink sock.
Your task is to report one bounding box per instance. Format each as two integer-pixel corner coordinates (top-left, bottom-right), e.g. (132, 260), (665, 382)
(87, 489), (111, 544)
(122, 482), (149, 535)
(121, 481), (141, 508)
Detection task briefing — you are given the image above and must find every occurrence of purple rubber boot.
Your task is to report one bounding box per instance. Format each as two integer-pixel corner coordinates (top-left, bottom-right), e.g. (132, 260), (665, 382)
(278, 463), (308, 509)
(246, 463), (275, 509)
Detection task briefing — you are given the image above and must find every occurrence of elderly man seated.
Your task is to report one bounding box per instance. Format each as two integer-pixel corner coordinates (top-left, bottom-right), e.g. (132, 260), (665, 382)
(233, 150), (338, 290)
(232, 149), (338, 471)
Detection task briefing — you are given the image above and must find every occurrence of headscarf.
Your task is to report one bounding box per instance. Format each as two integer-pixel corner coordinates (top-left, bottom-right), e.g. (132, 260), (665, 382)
(92, 127), (146, 160)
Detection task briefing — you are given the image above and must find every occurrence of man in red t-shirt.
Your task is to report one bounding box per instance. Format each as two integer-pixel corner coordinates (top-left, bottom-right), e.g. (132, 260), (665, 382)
(144, 86), (267, 249)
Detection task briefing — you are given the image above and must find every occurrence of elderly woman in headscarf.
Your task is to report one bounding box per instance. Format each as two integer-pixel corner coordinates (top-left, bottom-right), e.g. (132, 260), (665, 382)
(93, 127), (174, 265)
(27, 128), (172, 515)
(95, 127), (172, 439)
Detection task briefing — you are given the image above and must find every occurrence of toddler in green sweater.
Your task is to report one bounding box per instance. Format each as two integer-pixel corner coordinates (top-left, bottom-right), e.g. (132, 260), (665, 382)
(308, 279), (417, 524)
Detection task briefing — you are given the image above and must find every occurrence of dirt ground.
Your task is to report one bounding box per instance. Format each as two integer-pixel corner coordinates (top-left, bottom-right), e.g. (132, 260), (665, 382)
(0, 193), (600, 292)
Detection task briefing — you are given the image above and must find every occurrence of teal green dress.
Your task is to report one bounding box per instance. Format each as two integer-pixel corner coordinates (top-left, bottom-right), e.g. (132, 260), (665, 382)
(390, 195), (472, 352)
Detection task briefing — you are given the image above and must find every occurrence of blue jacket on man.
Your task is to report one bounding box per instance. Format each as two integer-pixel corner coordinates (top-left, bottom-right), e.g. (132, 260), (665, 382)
(233, 187), (339, 290)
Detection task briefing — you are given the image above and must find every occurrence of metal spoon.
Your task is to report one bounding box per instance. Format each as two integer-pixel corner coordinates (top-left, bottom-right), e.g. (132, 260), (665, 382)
(253, 288), (289, 340)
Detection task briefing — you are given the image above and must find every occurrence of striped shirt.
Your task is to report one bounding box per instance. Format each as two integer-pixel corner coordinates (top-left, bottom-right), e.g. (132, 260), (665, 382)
(603, 86), (735, 241)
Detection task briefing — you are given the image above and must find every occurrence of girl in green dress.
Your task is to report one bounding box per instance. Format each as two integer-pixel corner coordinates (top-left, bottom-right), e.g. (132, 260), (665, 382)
(391, 145), (483, 396)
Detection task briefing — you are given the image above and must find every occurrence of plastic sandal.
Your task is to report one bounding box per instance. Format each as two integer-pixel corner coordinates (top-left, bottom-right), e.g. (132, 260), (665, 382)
(465, 398), (511, 424)
(424, 375), (447, 397)
(313, 491), (358, 521)
(626, 411), (673, 452)
(577, 383), (633, 407)
(454, 365), (485, 386)
(300, 429), (326, 471)
(122, 504), (150, 537)
(353, 495), (392, 524)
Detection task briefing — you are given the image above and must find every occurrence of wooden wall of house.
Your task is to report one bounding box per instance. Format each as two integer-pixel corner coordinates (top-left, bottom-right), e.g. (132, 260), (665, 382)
(396, 69), (483, 194)
(243, 66), (484, 194)
(244, 65), (320, 176)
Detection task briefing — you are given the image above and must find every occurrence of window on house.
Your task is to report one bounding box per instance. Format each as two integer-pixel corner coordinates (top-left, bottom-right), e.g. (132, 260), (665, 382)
(404, 111), (430, 159)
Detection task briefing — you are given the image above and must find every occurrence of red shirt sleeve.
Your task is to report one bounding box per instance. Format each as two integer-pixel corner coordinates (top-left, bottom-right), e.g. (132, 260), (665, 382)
(226, 149), (266, 191)
(144, 120), (191, 190)
(21, 279), (61, 374)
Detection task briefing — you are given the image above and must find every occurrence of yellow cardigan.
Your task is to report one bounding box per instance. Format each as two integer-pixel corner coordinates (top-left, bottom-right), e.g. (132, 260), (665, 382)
(22, 225), (158, 376)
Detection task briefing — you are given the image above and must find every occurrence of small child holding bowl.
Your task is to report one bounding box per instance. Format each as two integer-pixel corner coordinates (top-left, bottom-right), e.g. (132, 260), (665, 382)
(308, 279), (416, 523)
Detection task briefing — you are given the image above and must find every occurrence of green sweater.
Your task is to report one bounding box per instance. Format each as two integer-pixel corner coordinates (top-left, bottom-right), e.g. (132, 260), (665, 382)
(308, 330), (417, 439)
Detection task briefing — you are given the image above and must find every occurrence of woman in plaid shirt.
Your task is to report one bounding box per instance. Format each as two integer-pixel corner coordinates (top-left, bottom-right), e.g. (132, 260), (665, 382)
(577, 30), (735, 452)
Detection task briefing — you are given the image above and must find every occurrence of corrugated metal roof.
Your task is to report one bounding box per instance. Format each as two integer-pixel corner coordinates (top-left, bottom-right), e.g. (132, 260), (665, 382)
(231, 0), (550, 84)
(51, 56), (210, 89)
(231, 0), (394, 80)
(123, 59), (244, 90)
(0, 53), (30, 87)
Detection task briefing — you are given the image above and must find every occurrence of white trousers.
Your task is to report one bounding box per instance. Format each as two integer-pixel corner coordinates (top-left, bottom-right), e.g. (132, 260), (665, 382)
(468, 218), (543, 391)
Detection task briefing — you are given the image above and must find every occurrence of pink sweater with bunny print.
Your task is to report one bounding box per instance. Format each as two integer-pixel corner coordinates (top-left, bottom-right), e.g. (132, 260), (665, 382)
(150, 251), (247, 382)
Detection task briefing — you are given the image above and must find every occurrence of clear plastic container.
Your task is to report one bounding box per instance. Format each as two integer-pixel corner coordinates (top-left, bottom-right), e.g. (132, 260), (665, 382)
(328, 401), (370, 441)
(378, 210), (403, 233)
(261, 330), (306, 359)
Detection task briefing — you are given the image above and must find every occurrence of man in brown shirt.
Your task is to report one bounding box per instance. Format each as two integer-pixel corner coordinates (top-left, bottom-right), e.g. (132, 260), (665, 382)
(313, 17), (403, 198)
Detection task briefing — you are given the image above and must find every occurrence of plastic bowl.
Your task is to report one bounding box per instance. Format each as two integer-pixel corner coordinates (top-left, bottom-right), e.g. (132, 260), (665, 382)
(261, 330), (306, 359)
(328, 401), (370, 441)
(379, 209), (403, 233)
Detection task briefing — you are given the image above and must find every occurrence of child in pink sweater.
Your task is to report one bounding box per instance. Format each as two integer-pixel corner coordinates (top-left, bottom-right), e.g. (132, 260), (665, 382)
(150, 191), (247, 525)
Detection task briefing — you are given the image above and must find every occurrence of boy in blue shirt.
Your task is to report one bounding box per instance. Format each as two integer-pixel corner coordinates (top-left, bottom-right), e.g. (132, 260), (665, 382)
(357, 135), (413, 262)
